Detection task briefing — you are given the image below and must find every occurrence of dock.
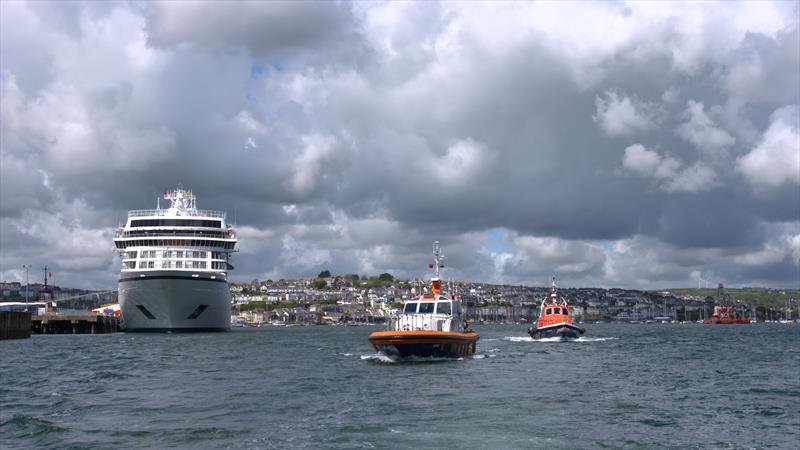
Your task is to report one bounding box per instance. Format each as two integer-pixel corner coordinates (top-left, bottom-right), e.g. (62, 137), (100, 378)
(31, 311), (124, 334)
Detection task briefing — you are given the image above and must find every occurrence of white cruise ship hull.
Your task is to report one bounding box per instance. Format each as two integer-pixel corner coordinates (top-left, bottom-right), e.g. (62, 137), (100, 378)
(118, 270), (231, 331)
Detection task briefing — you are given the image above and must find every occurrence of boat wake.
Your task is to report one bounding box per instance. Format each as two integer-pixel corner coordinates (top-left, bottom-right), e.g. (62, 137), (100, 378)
(360, 353), (396, 363)
(360, 353), (470, 364)
(504, 336), (617, 343)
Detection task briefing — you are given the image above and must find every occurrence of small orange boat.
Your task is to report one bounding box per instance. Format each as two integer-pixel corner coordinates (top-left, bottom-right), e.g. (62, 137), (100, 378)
(703, 306), (750, 324)
(368, 241), (479, 359)
(528, 276), (585, 340)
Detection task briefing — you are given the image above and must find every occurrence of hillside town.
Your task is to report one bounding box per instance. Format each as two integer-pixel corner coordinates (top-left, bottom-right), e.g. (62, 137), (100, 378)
(2, 275), (796, 325)
(224, 273), (797, 326)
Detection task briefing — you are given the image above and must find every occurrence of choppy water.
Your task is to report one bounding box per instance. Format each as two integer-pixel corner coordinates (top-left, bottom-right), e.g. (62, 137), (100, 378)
(2, 323), (798, 449)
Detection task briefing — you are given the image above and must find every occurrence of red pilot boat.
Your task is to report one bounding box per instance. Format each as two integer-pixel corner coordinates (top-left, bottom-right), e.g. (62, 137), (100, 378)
(528, 276), (585, 340)
(368, 241), (479, 359)
(703, 306), (750, 324)
(703, 284), (750, 324)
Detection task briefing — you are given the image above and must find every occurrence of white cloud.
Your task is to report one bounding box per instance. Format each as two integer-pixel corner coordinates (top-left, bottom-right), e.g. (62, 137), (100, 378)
(676, 100), (736, 154)
(736, 105), (800, 188)
(288, 134), (336, 195)
(280, 234), (332, 270)
(428, 139), (490, 188)
(593, 91), (654, 136)
(622, 144), (717, 193)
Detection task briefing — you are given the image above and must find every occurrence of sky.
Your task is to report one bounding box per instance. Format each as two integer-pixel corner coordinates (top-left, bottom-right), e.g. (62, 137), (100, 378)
(0, 0), (798, 290)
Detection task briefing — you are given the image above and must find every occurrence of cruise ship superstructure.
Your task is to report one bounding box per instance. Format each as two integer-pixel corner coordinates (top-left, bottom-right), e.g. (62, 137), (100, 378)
(113, 188), (237, 331)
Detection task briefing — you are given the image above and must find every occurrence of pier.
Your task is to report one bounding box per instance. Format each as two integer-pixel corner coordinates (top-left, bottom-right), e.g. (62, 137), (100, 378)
(31, 311), (124, 335)
(0, 311), (32, 340)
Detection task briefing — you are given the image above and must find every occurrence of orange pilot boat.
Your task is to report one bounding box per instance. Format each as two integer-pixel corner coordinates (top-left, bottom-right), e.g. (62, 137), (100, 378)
(368, 241), (479, 359)
(528, 276), (585, 340)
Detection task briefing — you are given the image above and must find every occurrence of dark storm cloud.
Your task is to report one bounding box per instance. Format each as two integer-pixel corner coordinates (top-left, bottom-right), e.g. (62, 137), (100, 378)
(141, 0), (370, 69)
(1, 1), (798, 289)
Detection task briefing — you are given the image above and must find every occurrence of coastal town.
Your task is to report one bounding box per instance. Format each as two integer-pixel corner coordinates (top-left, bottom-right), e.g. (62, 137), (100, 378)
(6, 273), (794, 327)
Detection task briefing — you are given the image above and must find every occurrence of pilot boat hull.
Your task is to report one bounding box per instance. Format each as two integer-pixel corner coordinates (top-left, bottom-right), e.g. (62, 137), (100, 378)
(368, 331), (479, 358)
(528, 323), (585, 340)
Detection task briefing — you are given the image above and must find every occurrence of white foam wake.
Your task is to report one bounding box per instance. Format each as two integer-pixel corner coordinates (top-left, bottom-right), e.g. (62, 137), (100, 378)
(504, 336), (617, 343)
(360, 353), (396, 363)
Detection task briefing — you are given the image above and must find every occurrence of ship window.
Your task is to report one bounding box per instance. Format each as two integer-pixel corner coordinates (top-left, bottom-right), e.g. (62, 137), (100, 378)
(553, 308), (561, 315)
(175, 261), (183, 268)
(545, 308), (552, 315)
(176, 251), (183, 258)
(131, 219), (222, 228)
(404, 303), (418, 314)
(436, 302), (451, 315)
(418, 302), (435, 314)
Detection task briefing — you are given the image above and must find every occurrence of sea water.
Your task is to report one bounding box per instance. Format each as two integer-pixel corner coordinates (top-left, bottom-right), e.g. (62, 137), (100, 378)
(1, 323), (798, 449)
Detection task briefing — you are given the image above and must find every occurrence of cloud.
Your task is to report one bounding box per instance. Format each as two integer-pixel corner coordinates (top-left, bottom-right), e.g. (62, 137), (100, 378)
(1, 1), (799, 289)
(593, 91), (654, 136)
(622, 144), (718, 193)
(676, 100), (736, 155)
(288, 134), (337, 195)
(736, 105), (800, 188)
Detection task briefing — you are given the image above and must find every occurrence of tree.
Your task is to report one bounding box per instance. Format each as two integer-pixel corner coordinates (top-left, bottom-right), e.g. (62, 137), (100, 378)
(379, 273), (394, 282)
(318, 270), (331, 278)
(313, 279), (327, 290)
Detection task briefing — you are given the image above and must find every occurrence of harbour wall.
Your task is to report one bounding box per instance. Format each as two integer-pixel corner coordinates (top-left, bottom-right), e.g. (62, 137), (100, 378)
(0, 311), (32, 340)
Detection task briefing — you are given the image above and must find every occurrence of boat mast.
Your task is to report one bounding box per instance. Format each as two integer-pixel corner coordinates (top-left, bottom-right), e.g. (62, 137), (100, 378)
(430, 241), (444, 295)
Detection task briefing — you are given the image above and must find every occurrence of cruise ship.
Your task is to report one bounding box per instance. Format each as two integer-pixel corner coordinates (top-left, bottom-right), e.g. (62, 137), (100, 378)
(113, 188), (237, 331)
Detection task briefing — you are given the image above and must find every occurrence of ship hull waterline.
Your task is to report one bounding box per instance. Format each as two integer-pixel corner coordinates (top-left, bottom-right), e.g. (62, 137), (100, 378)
(528, 323), (585, 341)
(118, 271), (231, 332)
(368, 331), (479, 358)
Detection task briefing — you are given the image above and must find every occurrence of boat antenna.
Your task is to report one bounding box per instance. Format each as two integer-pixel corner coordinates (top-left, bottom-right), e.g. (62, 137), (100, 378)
(432, 241), (443, 279)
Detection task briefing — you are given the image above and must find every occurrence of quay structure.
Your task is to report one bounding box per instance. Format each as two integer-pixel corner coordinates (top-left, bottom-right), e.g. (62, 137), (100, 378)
(31, 310), (123, 335)
(0, 311), (32, 340)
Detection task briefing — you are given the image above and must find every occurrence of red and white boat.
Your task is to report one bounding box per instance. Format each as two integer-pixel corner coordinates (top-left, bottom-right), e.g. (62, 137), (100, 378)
(368, 241), (479, 359)
(703, 306), (750, 324)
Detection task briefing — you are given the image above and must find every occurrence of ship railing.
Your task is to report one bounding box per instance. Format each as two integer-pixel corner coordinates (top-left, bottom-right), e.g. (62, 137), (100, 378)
(115, 230), (234, 239)
(128, 209), (226, 218)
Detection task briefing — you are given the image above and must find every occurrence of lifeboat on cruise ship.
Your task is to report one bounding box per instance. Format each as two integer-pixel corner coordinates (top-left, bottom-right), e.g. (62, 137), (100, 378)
(368, 241), (479, 359)
(528, 276), (585, 341)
